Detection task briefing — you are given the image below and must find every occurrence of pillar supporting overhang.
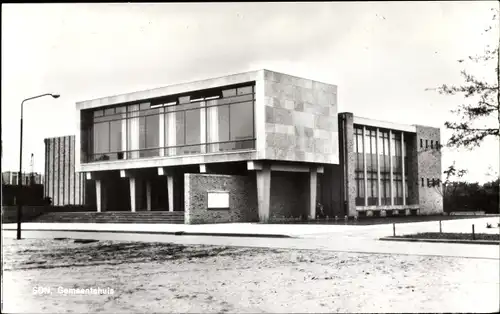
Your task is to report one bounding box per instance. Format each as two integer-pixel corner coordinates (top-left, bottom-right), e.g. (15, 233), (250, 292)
(247, 161), (324, 173)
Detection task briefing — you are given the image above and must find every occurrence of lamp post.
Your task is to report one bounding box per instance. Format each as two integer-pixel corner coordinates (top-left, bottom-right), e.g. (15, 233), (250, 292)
(17, 93), (60, 240)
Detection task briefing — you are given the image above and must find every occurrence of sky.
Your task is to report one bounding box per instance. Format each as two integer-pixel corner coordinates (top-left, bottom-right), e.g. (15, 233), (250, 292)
(2, 2), (499, 184)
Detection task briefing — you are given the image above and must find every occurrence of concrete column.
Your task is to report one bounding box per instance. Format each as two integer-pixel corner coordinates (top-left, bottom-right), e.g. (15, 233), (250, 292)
(376, 128), (381, 206)
(167, 175), (174, 212)
(256, 165), (271, 222)
(309, 167), (318, 219)
(95, 179), (106, 212)
(362, 126), (368, 206)
(146, 180), (152, 211)
(389, 129), (394, 206)
(130, 177), (137, 212)
(159, 107), (165, 157)
(401, 131), (406, 206)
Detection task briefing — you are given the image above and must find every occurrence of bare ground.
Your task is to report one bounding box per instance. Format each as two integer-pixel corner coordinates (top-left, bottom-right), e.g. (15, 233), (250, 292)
(2, 237), (499, 313)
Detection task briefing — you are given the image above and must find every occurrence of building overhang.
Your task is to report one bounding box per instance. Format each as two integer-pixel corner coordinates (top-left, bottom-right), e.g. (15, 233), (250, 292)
(76, 70), (263, 111)
(353, 116), (417, 133)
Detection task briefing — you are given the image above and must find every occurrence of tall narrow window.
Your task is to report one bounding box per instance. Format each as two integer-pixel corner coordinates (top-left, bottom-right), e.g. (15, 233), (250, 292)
(354, 127), (364, 206)
(379, 130), (391, 205)
(127, 104), (140, 159)
(391, 132), (403, 205)
(367, 128), (378, 205)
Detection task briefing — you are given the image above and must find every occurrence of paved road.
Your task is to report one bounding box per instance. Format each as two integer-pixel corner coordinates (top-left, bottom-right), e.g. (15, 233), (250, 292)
(4, 229), (498, 260)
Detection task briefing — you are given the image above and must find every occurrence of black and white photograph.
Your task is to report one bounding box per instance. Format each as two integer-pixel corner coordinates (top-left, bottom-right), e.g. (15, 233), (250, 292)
(1, 2), (499, 313)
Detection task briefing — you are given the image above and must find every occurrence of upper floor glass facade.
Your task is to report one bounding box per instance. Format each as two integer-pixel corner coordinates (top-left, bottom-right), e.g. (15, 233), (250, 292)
(81, 83), (255, 163)
(354, 125), (412, 206)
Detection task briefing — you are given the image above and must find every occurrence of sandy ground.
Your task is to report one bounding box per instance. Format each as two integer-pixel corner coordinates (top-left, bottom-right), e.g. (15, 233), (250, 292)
(3, 238), (499, 313)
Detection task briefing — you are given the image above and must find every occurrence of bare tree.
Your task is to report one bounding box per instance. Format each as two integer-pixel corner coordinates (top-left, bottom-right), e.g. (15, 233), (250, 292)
(427, 8), (499, 149)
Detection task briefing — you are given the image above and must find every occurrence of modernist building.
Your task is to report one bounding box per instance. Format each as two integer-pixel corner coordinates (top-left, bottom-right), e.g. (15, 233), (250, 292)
(69, 69), (442, 223)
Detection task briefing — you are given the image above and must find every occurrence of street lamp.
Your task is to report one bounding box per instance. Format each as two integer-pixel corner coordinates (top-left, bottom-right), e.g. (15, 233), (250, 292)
(17, 93), (60, 240)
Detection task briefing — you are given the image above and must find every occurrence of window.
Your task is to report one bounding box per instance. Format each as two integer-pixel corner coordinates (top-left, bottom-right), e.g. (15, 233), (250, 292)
(366, 128), (378, 205)
(431, 140), (434, 149)
(379, 130), (391, 205)
(392, 132), (403, 205)
(420, 139), (423, 148)
(425, 140), (428, 148)
(84, 83), (256, 162)
(421, 177), (424, 187)
(354, 127), (364, 206)
(427, 178), (431, 187)
(436, 141), (440, 150)
(230, 100), (254, 149)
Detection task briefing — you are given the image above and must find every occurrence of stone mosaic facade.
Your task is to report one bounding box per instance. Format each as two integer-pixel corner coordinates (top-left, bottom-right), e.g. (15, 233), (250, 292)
(262, 70), (339, 164)
(184, 173), (258, 224)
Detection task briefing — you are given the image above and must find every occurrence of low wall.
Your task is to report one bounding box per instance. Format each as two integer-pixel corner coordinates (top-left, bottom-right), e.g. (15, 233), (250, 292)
(1, 206), (47, 223)
(184, 173), (258, 224)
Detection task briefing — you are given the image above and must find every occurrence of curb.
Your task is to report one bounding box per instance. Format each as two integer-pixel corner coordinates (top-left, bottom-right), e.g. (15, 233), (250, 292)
(1, 228), (292, 239)
(379, 236), (500, 245)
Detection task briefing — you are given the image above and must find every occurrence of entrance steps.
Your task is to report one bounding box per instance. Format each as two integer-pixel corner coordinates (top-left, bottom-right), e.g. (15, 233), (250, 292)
(32, 211), (185, 224)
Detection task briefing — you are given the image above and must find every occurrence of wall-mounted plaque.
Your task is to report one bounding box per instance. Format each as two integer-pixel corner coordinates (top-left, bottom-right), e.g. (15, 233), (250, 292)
(207, 191), (230, 209)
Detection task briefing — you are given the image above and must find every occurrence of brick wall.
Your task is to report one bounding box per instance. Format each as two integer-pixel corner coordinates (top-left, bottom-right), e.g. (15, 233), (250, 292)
(415, 125), (443, 214)
(184, 173), (258, 224)
(262, 70), (339, 164)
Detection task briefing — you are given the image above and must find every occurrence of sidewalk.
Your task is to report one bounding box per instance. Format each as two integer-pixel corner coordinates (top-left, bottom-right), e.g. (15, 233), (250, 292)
(1, 222), (361, 238)
(2, 216), (499, 239)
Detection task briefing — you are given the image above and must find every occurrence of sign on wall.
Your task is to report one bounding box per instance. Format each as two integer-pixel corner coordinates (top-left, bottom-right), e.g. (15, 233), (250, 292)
(207, 191), (230, 209)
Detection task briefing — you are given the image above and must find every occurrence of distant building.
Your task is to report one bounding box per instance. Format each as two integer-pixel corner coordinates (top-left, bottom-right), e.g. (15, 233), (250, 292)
(2, 171), (43, 186)
(66, 69), (443, 223)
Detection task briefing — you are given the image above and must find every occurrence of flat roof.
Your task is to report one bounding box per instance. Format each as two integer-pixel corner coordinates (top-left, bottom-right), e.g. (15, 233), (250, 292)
(353, 116), (417, 133)
(76, 69), (337, 110)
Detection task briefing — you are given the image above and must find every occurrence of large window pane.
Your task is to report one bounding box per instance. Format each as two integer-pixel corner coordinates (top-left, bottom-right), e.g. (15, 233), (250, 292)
(127, 104), (140, 159)
(109, 120), (122, 157)
(175, 111), (186, 155)
(185, 108), (201, 154)
(207, 104), (229, 152)
(141, 112), (160, 158)
(230, 101), (254, 149)
(93, 123), (110, 161)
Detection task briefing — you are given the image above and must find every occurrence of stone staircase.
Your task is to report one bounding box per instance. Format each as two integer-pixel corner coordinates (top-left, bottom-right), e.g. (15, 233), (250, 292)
(32, 211), (185, 224)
